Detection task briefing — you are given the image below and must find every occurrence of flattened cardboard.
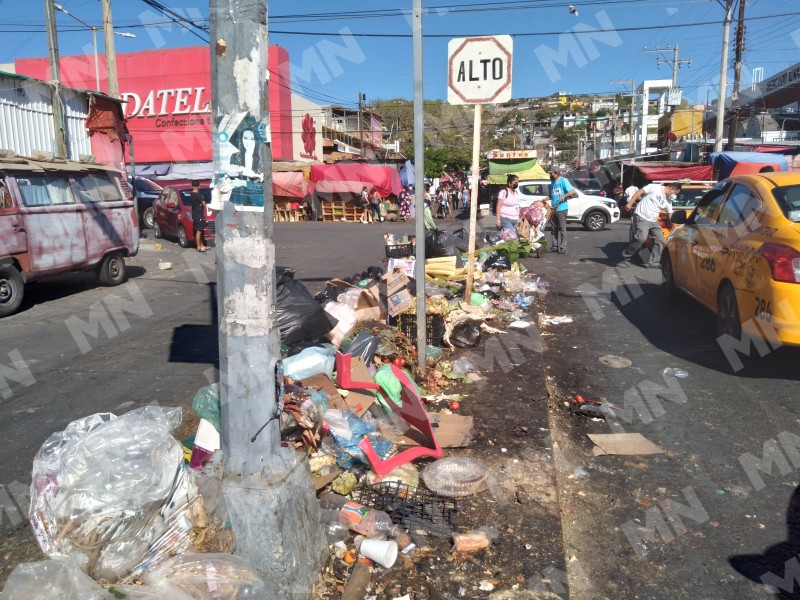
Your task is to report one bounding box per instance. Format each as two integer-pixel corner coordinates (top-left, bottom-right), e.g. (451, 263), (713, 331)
(306, 364), (375, 417)
(386, 412), (474, 448)
(327, 278), (386, 322)
(383, 271), (410, 296)
(588, 433), (665, 456)
(387, 290), (414, 317)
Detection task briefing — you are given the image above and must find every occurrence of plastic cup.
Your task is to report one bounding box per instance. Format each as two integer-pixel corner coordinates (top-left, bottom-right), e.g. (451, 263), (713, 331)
(358, 538), (398, 568)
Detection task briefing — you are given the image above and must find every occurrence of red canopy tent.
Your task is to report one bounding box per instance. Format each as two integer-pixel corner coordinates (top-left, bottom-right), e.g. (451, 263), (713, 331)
(273, 171), (308, 198)
(635, 164), (713, 181)
(309, 163), (402, 197)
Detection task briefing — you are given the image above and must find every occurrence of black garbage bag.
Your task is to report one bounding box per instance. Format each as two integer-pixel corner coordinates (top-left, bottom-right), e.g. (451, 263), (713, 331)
(450, 321), (481, 348)
(482, 254), (512, 271)
(344, 330), (380, 365)
(276, 267), (337, 344)
(482, 230), (502, 246)
(425, 229), (458, 258)
(451, 228), (471, 253)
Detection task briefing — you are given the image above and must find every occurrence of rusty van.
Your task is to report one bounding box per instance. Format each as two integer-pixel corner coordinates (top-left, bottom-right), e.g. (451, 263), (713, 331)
(0, 155), (139, 317)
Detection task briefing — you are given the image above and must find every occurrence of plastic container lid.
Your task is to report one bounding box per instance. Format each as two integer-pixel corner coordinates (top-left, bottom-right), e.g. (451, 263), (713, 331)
(421, 457), (490, 498)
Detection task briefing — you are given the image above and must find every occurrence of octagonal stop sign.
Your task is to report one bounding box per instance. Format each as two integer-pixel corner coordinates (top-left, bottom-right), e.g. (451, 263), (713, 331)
(447, 35), (513, 105)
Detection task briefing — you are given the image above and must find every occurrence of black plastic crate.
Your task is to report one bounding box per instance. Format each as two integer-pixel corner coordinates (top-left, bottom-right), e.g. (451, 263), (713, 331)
(390, 313), (445, 347)
(385, 242), (416, 259)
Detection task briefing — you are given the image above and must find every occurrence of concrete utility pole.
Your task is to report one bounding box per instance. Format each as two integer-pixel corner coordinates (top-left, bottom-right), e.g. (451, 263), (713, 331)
(726, 0), (746, 150)
(209, 0), (324, 596)
(715, 0), (735, 152)
(358, 92), (366, 158)
(43, 0), (67, 158)
(643, 45), (691, 89)
(100, 0), (119, 97)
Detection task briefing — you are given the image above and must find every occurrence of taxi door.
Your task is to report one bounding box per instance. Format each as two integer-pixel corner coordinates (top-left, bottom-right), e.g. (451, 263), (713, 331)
(693, 183), (759, 309)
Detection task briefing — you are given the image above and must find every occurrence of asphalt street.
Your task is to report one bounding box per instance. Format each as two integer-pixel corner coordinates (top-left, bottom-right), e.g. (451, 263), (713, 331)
(533, 219), (800, 599)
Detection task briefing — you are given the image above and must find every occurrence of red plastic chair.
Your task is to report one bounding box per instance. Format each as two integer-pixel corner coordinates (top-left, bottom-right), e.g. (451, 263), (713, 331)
(335, 351), (380, 390)
(358, 364), (443, 476)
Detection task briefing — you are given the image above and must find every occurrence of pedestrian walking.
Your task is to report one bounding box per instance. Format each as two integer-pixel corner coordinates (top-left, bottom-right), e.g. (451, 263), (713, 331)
(369, 186), (382, 223)
(359, 186), (370, 224)
(189, 180), (208, 252)
(548, 169), (577, 254)
(398, 186), (412, 221)
(495, 174), (521, 232)
(619, 182), (682, 268)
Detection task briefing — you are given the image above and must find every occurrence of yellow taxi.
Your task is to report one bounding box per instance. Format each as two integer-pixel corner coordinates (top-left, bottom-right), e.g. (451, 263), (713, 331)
(662, 172), (800, 346)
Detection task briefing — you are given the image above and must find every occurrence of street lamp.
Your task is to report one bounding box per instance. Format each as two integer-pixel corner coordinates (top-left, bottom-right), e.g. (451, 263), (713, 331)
(53, 2), (135, 92)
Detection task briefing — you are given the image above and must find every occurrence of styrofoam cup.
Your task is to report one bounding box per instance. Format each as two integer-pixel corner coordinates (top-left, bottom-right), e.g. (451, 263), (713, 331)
(358, 538), (398, 568)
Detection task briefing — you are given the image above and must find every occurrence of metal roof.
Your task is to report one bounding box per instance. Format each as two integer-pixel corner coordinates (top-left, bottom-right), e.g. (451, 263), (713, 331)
(0, 154), (121, 174)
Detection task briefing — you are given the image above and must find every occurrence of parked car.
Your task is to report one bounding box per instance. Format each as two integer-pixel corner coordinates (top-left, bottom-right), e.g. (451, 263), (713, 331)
(516, 179), (620, 231)
(662, 172), (800, 346)
(570, 177), (605, 197)
(152, 183), (215, 248)
(0, 156), (138, 317)
(128, 175), (163, 230)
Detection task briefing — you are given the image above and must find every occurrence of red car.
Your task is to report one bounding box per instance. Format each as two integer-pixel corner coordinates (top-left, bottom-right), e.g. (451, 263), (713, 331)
(152, 183), (216, 248)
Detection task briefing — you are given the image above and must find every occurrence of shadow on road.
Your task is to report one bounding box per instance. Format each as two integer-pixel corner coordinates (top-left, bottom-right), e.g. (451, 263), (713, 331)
(169, 282), (219, 368)
(729, 485), (800, 599)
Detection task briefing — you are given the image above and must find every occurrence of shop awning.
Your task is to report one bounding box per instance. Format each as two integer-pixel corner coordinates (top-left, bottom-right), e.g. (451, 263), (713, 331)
(711, 151), (788, 179)
(309, 163), (402, 197)
(753, 145), (796, 153)
(273, 171), (307, 198)
(487, 158), (548, 184)
(636, 164), (713, 182)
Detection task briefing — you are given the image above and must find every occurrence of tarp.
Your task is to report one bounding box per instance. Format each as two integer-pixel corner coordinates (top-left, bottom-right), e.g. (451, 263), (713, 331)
(730, 162), (783, 177)
(711, 151), (789, 179)
(753, 145), (796, 153)
(309, 163), (402, 197)
(399, 159), (415, 187)
(487, 158), (548, 184)
(636, 164), (713, 182)
(274, 171), (307, 198)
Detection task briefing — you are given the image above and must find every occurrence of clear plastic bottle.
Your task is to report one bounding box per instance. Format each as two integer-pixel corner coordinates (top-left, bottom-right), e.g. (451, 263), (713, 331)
(320, 495), (400, 538)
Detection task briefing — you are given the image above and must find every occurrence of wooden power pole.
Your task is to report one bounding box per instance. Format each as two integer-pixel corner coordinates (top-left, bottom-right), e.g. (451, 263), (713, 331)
(726, 0), (746, 150)
(43, 0), (67, 158)
(100, 0), (119, 97)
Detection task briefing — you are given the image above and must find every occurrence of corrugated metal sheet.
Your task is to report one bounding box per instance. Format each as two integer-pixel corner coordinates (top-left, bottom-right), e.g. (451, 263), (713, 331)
(0, 77), (90, 160)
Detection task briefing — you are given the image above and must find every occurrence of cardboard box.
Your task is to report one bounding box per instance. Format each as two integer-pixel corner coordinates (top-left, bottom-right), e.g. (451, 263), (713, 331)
(326, 278), (386, 322)
(303, 370), (374, 417)
(386, 412), (474, 448)
(387, 290), (414, 317)
(383, 270), (410, 296)
(387, 258), (416, 278)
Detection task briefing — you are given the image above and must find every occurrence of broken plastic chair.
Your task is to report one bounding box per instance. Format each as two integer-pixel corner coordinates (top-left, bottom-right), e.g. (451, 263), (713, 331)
(358, 364), (444, 476)
(335, 352), (380, 390)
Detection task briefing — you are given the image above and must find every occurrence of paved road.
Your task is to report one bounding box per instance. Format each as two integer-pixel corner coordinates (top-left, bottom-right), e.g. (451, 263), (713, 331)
(533, 220), (800, 599)
(0, 220), (417, 528)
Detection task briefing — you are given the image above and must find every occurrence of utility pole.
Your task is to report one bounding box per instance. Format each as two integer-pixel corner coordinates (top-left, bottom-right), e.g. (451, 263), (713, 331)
(412, 0), (427, 367)
(209, 0), (324, 595)
(43, 0), (67, 158)
(611, 79), (635, 154)
(643, 45), (691, 89)
(357, 92), (365, 158)
(715, 0), (735, 152)
(101, 0), (119, 97)
(726, 0), (746, 150)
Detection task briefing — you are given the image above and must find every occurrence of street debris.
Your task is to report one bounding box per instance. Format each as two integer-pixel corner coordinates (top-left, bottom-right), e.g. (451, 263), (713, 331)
(598, 354), (632, 368)
(588, 433), (666, 456)
(538, 314), (573, 325)
(662, 367), (689, 378)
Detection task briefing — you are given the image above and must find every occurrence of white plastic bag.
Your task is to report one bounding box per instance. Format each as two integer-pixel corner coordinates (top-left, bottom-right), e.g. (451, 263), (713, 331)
(323, 302), (358, 347)
(1, 558), (111, 600)
(144, 553), (267, 599)
(29, 406), (197, 582)
(282, 345), (336, 380)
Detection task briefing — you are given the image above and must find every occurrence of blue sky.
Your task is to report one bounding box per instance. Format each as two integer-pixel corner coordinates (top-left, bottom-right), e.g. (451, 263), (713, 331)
(3, 0), (799, 108)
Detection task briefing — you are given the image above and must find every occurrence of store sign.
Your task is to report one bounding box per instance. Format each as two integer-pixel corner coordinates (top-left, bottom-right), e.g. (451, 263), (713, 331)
(485, 149), (536, 160)
(121, 87), (212, 125)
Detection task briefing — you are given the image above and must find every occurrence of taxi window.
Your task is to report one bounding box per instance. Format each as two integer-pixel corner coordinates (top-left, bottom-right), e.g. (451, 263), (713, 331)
(692, 187), (728, 225)
(772, 185), (800, 223)
(714, 184), (760, 228)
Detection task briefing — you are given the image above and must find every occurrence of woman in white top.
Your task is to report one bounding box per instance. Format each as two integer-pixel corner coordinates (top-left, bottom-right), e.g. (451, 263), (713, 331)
(495, 174), (521, 231)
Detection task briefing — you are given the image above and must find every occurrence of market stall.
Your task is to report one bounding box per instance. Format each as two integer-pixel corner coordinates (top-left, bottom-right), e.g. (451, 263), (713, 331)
(309, 163), (403, 222)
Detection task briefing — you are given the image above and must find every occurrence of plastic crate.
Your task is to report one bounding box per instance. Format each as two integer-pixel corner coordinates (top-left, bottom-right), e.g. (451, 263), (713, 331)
(391, 313), (445, 347)
(385, 242), (416, 259)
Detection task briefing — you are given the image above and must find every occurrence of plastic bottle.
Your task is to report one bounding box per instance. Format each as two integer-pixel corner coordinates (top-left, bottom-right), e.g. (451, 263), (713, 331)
(320, 495), (400, 538)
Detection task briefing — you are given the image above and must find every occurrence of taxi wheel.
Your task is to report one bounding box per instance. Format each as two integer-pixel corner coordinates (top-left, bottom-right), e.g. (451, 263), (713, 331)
(716, 283), (742, 339)
(0, 265), (24, 317)
(178, 226), (190, 248)
(662, 253), (679, 301)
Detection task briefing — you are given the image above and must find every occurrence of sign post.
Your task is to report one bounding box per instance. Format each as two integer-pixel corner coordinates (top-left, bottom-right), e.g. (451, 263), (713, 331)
(447, 35), (513, 302)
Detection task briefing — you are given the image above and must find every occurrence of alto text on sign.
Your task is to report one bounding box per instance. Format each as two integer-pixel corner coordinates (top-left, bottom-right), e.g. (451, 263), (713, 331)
(448, 35), (513, 105)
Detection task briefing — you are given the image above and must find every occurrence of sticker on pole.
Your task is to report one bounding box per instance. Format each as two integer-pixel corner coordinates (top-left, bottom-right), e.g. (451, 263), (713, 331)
(447, 35), (513, 106)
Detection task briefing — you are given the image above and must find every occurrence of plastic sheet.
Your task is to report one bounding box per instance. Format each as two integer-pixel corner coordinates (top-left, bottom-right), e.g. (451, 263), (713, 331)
(422, 457), (490, 498)
(192, 383), (221, 432)
(29, 406), (197, 582)
(344, 331), (380, 365)
(1, 558), (111, 600)
(144, 553), (267, 599)
(282, 345), (336, 380)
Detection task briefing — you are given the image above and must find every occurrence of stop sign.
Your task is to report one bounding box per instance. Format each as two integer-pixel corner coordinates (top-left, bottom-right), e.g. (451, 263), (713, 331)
(448, 35), (513, 105)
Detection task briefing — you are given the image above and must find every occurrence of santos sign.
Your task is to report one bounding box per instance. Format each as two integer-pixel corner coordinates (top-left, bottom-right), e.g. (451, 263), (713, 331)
(447, 35), (513, 105)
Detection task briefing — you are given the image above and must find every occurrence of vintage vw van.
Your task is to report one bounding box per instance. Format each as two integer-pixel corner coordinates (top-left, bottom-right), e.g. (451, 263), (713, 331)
(0, 154), (139, 317)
